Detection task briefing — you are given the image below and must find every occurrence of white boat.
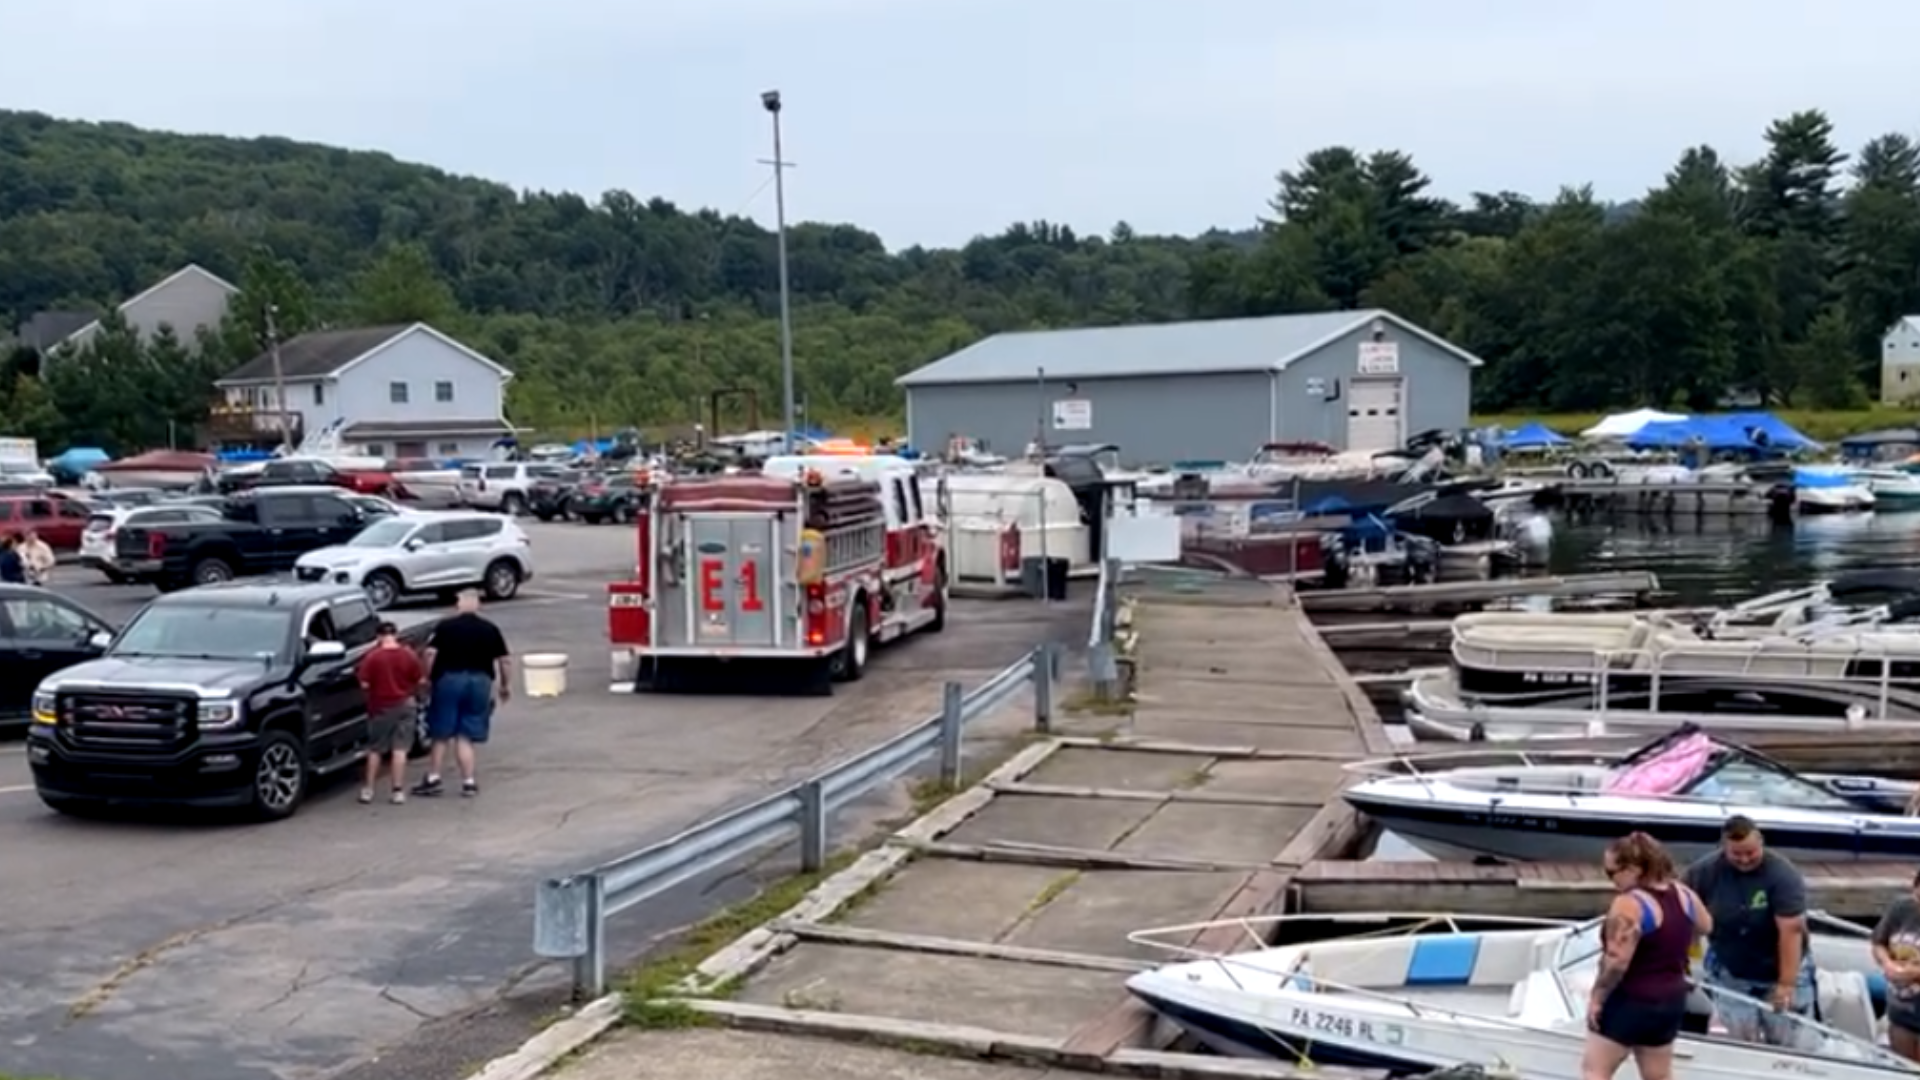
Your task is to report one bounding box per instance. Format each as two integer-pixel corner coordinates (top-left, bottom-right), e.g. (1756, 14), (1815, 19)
(1797, 467), (1877, 513)
(1853, 469), (1920, 511)
(1343, 725), (1920, 863)
(1125, 911), (1913, 1079)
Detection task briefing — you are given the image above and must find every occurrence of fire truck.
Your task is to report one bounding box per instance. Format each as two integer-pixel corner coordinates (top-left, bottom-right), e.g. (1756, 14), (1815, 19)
(608, 451), (948, 690)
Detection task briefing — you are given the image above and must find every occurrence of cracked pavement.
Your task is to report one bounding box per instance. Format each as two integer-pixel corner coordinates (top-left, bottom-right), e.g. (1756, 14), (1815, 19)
(0, 522), (1089, 1080)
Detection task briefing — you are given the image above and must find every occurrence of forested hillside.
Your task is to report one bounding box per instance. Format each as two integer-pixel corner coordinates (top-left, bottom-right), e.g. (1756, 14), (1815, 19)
(0, 106), (1915, 451)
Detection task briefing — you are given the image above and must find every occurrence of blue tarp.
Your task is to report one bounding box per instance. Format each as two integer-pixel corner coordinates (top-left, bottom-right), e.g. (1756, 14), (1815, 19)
(1498, 422), (1570, 449)
(1719, 412), (1823, 452)
(1624, 416), (1757, 451)
(1794, 467), (1854, 489)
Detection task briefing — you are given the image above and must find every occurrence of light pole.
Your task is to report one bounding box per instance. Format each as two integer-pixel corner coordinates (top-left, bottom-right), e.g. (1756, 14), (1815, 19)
(761, 89), (797, 451)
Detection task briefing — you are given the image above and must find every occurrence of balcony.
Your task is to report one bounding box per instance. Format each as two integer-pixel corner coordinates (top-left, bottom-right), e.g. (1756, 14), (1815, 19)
(204, 404), (304, 440)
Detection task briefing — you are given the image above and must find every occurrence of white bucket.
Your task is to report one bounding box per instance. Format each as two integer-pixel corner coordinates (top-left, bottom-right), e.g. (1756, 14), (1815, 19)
(523, 653), (569, 697)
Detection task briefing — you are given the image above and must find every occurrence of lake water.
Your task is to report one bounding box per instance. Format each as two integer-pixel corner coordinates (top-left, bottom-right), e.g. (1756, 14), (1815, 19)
(1368, 509), (1920, 862)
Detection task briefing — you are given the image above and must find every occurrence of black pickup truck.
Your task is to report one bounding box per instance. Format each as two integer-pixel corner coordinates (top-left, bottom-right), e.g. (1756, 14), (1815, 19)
(26, 581), (436, 821)
(115, 488), (371, 591)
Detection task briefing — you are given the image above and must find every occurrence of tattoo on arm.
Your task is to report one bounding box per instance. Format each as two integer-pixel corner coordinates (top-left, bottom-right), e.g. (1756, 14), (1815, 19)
(1592, 910), (1640, 1005)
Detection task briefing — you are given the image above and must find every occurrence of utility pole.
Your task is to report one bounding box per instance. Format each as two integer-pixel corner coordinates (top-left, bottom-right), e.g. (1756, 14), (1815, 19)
(264, 304), (292, 452)
(761, 90), (797, 452)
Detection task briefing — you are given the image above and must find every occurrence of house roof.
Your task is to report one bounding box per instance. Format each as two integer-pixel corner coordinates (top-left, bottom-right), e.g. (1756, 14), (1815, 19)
(61, 264), (239, 345)
(1889, 316), (1920, 339)
(340, 419), (518, 440)
(215, 322), (514, 385)
(17, 311), (97, 351)
(894, 308), (1484, 388)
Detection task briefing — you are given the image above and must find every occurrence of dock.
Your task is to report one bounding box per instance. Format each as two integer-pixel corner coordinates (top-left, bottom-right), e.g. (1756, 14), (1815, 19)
(1297, 570), (1662, 614)
(1549, 477), (1776, 516)
(513, 577), (1397, 1080)
(1293, 860), (1910, 920)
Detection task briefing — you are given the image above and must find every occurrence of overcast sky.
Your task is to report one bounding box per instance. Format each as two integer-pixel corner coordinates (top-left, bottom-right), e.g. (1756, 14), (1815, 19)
(3, 0), (1914, 250)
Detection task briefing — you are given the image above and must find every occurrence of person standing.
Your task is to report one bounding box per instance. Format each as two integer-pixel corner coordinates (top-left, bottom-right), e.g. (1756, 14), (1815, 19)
(0, 535), (24, 584)
(19, 528), (53, 586)
(414, 590), (511, 798)
(1682, 815), (1814, 1045)
(1583, 831), (1710, 1080)
(1873, 869), (1920, 1062)
(356, 621), (424, 805)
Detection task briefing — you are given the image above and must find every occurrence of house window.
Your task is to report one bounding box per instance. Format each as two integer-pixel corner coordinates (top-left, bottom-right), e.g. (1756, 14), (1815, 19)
(435, 380), (454, 403)
(437, 442), (459, 456)
(312, 384), (325, 406)
(364, 444), (386, 457)
(389, 381), (409, 404)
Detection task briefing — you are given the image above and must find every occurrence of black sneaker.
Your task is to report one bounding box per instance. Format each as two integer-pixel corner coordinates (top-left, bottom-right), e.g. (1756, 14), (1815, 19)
(461, 780), (479, 798)
(412, 776), (444, 797)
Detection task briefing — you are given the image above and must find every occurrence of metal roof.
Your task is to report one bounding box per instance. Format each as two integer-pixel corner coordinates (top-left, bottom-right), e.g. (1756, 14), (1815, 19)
(895, 309), (1484, 388)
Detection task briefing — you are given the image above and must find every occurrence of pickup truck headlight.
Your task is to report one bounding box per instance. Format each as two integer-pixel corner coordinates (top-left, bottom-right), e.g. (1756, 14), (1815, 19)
(30, 691), (56, 725)
(198, 701), (243, 729)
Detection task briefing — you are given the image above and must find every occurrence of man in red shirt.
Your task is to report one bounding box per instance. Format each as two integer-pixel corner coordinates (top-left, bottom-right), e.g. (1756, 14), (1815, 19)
(358, 621), (425, 804)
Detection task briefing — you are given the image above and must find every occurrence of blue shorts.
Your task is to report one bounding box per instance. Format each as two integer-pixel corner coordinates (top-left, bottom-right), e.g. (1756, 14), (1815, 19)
(1703, 959), (1816, 1047)
(427, 671), (494, 743)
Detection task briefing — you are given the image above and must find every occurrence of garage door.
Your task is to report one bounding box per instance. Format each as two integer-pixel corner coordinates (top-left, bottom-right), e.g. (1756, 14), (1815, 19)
(1346, 379), (1404, 452)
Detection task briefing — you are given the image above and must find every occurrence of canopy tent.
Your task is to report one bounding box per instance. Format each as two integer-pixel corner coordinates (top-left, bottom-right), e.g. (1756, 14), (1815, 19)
(1624, 415), (1761, 451)
(1719, 411), (1823, 452)
(1498, 422), (1571, 450)
(1580, 408), (1686, 439)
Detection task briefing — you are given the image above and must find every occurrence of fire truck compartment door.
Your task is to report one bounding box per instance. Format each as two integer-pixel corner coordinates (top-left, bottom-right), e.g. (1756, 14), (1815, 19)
(682, 516), (783, 649)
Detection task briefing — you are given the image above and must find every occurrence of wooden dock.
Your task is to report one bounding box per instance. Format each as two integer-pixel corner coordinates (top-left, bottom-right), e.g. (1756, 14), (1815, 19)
(1297, 571), (1662, 614)
(1550, 477), (1777, 516)
(537, 578), (1396, 1080)
(1293, 860), (1910, 920)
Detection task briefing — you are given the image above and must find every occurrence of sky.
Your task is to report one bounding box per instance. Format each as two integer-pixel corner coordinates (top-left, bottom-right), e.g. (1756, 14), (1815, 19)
(3, 0), (1917, 251)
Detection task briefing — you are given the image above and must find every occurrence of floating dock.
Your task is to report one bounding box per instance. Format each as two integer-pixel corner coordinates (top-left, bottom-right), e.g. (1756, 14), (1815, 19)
(1297, 570), (1661, 614)
(1548, 477), (1776, 516)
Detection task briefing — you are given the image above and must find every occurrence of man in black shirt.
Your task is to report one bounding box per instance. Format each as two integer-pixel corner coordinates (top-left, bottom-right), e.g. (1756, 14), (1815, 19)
(414, 590), (513, 797)
(0, 535), (24, 584)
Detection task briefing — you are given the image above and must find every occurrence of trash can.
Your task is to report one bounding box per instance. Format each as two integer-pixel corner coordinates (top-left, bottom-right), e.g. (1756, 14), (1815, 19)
(1020, 556), (1047, 598)
(523, 653), (570, 697)
(1045, 557), (1070, 601)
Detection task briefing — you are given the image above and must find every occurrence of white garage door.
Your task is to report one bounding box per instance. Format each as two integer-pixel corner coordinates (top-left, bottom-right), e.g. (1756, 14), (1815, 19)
(1346, 379), (1405, 451)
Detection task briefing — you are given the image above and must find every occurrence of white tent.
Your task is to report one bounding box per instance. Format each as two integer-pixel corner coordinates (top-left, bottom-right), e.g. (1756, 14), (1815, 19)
(1579, 408), (1686, 440)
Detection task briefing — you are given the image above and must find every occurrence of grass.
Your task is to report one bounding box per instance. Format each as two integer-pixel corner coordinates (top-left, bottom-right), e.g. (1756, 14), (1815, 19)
(1059, 688), (1135, 717)
(1473, 407), (1913, 444)
(618, 850), (858, 1029)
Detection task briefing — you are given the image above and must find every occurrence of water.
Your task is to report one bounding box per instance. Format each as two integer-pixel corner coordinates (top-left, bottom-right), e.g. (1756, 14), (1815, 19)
(1539, 511), (1920, 606)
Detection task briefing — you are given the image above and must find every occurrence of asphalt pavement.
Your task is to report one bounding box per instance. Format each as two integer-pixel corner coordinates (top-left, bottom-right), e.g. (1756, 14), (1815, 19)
(0, 521), (1089, 1080)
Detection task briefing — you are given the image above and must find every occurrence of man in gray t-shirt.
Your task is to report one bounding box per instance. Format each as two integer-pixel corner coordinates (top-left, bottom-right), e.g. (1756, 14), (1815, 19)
(1682, 816), (1813, 1046)
(1872, 870), (1920, 1060)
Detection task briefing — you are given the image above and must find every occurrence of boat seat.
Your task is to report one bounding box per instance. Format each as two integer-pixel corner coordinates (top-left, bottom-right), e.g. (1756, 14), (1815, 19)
(1817, 969), (1877, 1044)
(1406, 935), (1480, 986)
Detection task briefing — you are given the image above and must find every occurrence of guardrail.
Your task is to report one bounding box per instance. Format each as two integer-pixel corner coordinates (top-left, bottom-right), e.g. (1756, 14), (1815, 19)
(532, 643), (1060, 1000)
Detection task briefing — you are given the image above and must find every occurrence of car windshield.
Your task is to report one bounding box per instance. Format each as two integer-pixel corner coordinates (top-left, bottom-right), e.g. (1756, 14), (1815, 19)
(112, 605), (292, 661)
(348, 519), (418, 548)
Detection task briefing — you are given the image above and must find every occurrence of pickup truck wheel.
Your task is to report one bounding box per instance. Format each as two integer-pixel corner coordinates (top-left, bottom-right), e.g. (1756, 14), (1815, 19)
(408, 701), (431, 758)
(484, 559), (522, 601)
(501, 492), (527, 516)
(363, 570), (402, 611)
(192, 557), (235, 585)
(251, 732), (308, 821)
(612, 502), (632, 524)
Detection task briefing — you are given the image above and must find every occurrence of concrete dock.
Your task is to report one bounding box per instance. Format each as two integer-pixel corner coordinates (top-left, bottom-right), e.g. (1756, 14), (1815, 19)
(516, 577), (1395, 1080)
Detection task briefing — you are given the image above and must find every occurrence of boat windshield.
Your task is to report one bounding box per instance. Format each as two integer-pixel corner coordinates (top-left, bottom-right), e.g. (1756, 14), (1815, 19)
(1682, 758), (1859, 810)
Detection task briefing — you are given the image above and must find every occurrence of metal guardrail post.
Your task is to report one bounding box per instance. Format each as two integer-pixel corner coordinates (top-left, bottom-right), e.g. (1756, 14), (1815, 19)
(796, 779), (827, 872)
(1034, 643), (1054, 732)
(939, 681), (965, 786)
(576, 875), (607, 1000)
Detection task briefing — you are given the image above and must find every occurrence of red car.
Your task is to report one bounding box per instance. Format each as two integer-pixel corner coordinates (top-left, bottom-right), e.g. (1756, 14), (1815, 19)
(0, 492), (94, 552)
(224, 458), (406, 498)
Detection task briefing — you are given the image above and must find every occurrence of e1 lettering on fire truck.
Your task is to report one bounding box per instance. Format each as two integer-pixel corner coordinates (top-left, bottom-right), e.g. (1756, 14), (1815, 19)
(608, 453), (948, 690)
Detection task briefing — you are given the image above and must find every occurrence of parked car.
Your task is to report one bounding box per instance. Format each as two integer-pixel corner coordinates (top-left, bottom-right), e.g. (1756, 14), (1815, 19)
(27, 581), (437, 820)
(112, 488), (373, 591)
(457, 462), (566, 515)
(0, 492), (95, 551)
(81, 503), (229, 583)
(293, 510), (533, 610)
(572, 472), (643, 524)
(527, 469), (583, 521)
(0, 584), (117, 732)
(220, 458), (403, 498)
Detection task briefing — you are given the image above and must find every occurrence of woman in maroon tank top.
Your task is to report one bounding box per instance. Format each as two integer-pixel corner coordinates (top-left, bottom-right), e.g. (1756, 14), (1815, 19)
(1582, 832), (1714, 1080)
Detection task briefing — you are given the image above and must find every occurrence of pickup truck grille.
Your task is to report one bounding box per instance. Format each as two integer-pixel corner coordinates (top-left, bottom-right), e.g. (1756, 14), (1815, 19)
(61, 693), (194, 748)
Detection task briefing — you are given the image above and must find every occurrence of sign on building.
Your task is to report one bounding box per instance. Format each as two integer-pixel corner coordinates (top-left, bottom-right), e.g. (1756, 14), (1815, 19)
(1357, 341), (1400, 375)
(1304, 376), (1326, 397)
(1051, 398), (1092, 430)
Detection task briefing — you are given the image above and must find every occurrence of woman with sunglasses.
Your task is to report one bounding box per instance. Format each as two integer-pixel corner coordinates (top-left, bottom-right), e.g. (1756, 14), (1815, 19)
(1583, 831), (1713, 1080)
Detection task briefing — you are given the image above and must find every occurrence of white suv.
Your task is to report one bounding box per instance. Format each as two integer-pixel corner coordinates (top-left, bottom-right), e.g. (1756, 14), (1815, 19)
(82, 503), (228, 582)
(292, 510), (534, 610)
(458, 462), (564, 515)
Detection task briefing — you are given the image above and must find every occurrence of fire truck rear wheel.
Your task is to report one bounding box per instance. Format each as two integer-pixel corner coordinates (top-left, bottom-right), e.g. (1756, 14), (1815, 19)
(835, 601), (869, 682)
(927, 558), (948, 632)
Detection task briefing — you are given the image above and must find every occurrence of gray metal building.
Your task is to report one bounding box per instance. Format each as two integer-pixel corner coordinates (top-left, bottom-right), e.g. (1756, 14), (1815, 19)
(896, 309), (1484, 465)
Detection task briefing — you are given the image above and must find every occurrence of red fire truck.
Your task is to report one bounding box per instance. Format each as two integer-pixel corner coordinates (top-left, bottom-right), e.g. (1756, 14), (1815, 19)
(608, 459), (948, 690)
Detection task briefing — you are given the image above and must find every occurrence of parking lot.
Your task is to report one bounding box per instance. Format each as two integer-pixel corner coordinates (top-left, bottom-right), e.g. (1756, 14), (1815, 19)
(0, 520), (1090, 1080)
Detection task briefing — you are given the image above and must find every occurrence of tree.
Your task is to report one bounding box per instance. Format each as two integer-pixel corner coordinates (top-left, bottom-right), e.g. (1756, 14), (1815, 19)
(348, 242), (458, 325)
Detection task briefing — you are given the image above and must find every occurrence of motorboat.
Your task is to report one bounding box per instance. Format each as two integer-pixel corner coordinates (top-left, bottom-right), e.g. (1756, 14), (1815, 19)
(89, 449), (217, 489)
(1342, 725), (1920, 863)
(1853, 468), (1920, 511)
(1124, 911), (1914, 1079)
(1713, 571), (1920, 636)
(1797, 467), (1877, 513)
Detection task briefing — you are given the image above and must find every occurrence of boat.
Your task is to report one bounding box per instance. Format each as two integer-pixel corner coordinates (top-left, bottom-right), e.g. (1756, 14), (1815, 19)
(1796, 467), (1877, 513)
(1852, 468), (1920, 511)
(89, 449), (217, 489)
(1342, 725), (1920, 863)
(1124, 911), (1912, 1079)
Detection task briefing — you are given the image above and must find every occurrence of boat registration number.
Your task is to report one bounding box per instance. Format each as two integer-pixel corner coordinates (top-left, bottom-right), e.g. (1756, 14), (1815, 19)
(1290, 1007), (1381, 1042)
(1459, 811), (1561, 830)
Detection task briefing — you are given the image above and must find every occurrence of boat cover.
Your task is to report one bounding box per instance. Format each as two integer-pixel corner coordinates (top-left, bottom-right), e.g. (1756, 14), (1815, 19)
(1602, 732), (1716, 795)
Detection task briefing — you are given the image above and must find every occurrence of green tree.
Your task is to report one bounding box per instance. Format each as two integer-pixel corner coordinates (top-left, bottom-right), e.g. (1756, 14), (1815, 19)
(348, 242), (458, 325)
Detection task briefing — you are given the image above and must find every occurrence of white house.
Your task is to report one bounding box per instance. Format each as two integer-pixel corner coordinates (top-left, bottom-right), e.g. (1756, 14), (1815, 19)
(213, 323), (516, 460)
(1884, 317), (1920, 405)
(61, 264), (238, 351)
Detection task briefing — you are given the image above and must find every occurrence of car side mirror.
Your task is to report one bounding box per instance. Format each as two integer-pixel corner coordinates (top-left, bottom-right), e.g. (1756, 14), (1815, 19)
(306, 639), (347, 662)
(87, 629), (113, 649)
(404, 538), (424, 552)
